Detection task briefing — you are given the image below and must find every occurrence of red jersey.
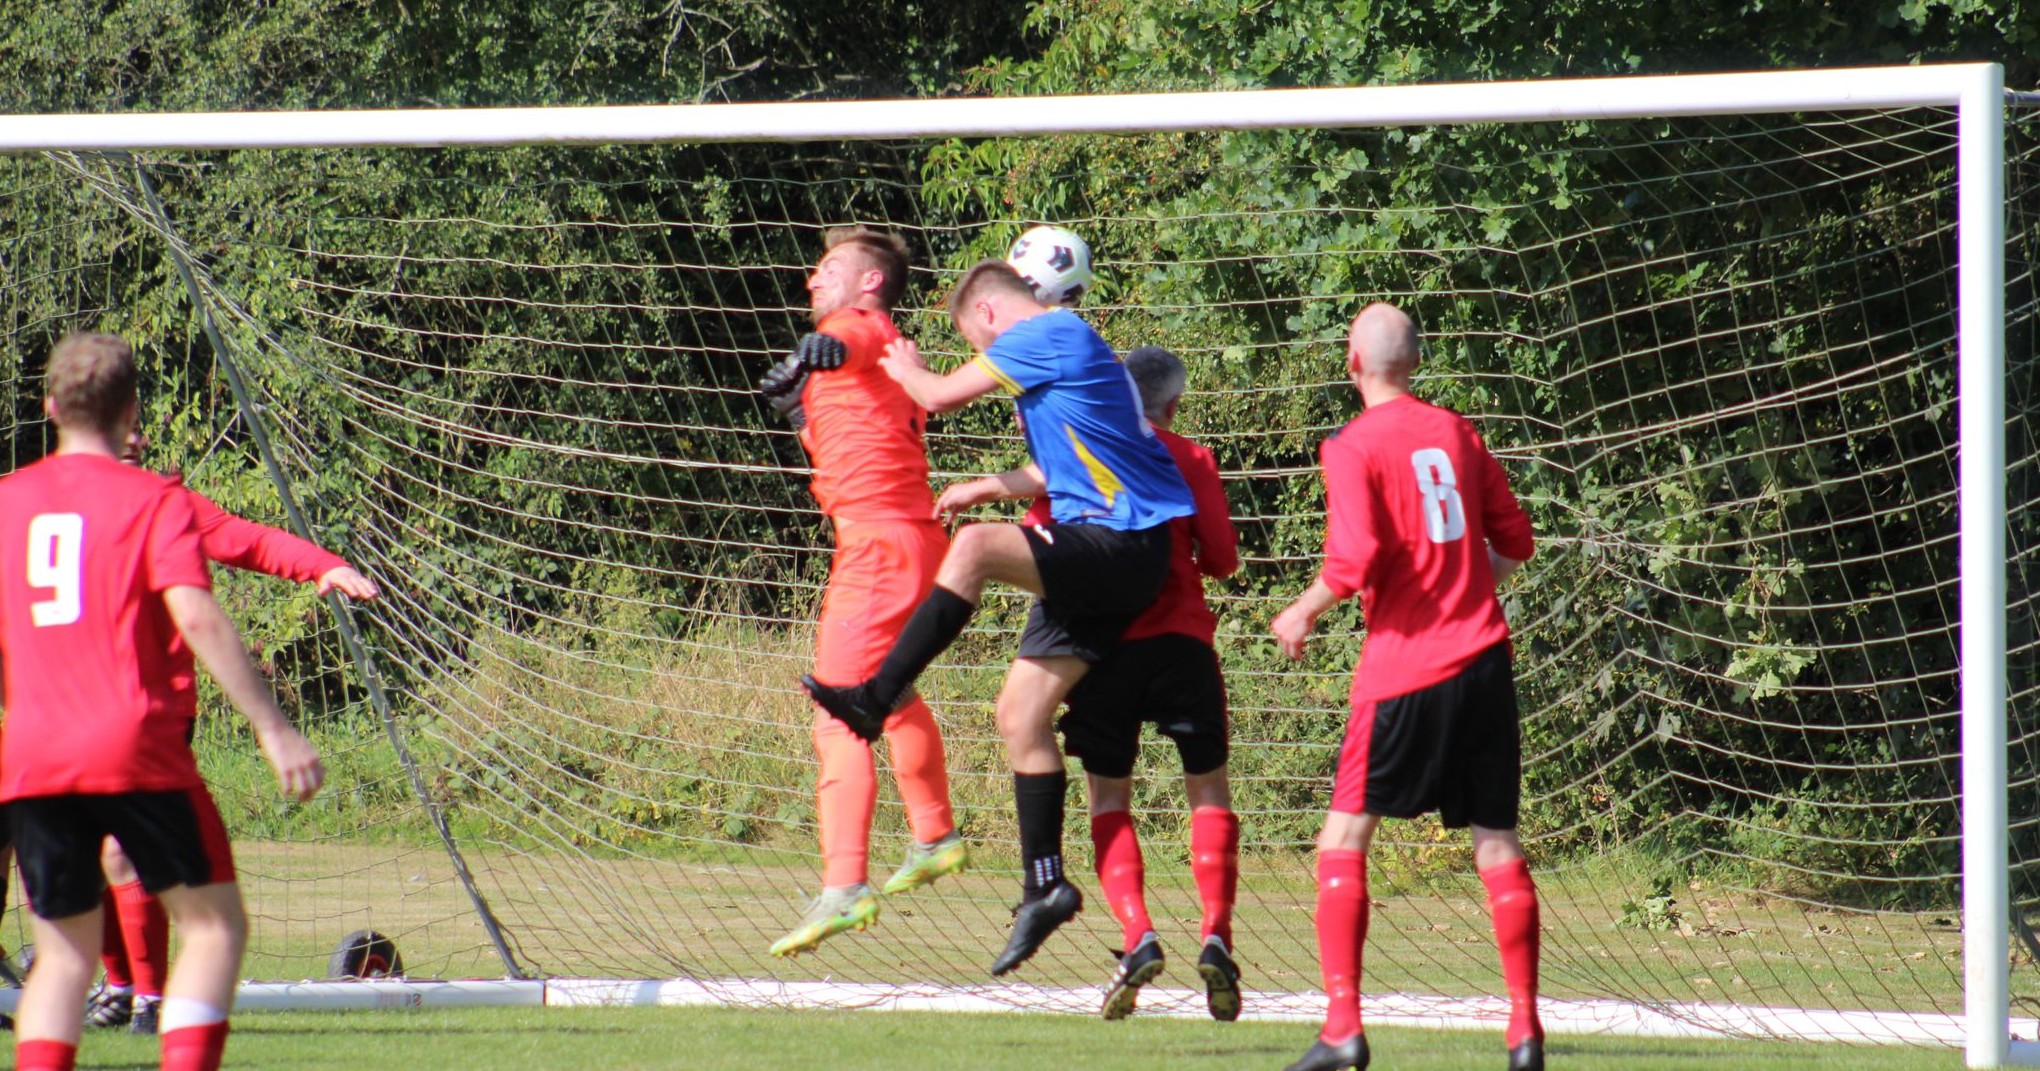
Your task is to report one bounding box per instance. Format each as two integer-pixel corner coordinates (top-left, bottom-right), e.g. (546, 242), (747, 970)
(1124, 429), (1237, 644)
(798, 307), (936, 522)
(1319, 395), (1534, 702)
(186, 485), (347, 582)
(1024, 428), (1238, 645)
(0, 453), (213, 798)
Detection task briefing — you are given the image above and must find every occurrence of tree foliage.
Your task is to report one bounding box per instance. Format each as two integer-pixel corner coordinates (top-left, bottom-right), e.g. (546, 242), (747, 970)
(0, 0), (2033, 901)
(938, 0), (2039, 898)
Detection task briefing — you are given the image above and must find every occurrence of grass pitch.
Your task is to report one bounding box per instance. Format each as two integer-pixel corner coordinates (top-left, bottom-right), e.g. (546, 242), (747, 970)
(66, 1005), (1965, 1070)
(199, 841), (1977, 1022)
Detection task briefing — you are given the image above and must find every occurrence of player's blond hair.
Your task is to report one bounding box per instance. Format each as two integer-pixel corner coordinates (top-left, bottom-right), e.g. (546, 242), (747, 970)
(45, 331), (138, 434)
(823, 226), (912, 308)
(945, 259), (1038, 325)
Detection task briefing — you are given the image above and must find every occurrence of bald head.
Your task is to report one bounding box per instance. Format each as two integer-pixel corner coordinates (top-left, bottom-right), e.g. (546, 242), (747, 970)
(1347, 302), (1420, 383)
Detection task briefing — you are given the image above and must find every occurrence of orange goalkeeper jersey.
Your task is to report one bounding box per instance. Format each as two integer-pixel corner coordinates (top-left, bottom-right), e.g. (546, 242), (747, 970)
(798, 307), (934, 522)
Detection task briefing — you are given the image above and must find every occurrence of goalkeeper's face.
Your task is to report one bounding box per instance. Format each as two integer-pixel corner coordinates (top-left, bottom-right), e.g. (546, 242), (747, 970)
(808, 246), (868, 324)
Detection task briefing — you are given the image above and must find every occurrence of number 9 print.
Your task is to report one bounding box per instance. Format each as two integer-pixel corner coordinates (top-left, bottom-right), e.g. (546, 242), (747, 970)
(27, 512), (85, 627)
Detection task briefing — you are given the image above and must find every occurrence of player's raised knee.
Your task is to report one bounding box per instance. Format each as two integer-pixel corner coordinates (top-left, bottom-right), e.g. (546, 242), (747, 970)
(937, 523), (1023, 592)
(947, 522), (997, 563)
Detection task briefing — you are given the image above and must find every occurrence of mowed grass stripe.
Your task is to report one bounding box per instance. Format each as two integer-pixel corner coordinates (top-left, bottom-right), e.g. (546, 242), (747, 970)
(69, 1005), (1966, 1070)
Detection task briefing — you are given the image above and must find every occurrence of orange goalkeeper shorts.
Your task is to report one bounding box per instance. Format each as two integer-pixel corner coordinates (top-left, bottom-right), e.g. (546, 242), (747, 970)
(812, 518), (948, 685)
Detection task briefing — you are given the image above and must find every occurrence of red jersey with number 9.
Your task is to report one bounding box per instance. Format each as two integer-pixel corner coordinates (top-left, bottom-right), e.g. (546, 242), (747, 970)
(1319, 395), (1535, 703)
(0, 453), (213, 799)
(797, 307), (935, 522)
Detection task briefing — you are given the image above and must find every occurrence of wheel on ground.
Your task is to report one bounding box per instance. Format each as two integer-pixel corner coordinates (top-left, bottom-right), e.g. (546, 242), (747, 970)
(327, 930), (403, 980)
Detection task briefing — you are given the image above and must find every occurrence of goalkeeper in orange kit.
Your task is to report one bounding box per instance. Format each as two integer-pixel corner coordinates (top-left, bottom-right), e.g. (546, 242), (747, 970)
(757, 226), (967, 957)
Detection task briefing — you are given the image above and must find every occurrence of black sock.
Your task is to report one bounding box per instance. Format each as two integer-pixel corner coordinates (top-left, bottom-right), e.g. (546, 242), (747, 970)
(869, 586), (975, 708)
(1015, 770), (1068, 899)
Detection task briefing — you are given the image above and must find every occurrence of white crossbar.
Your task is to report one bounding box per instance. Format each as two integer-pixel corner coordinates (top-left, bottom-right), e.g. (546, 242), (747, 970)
(0, 64), (1996, 152)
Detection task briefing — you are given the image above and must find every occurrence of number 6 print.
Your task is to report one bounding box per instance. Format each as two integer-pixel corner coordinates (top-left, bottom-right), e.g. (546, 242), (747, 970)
(1410, 448), (1466, 543)
(28, 512), (85, 627)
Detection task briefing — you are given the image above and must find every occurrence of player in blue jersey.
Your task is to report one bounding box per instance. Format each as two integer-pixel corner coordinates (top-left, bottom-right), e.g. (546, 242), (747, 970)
(803, 259), (1195, 976)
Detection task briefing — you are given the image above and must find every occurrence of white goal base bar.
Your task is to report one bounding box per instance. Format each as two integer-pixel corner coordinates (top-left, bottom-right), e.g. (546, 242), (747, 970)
(542, 978), (2036, 1050)
(0, 978), (2027, 1054)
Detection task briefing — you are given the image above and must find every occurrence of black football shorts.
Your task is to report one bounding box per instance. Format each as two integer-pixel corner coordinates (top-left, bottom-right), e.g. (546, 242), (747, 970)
(1059, 634), (1230, 779)
(1015, 521), (1172, 664)
(9, 787), (237, 920)
(1331, 641), (1521, 829)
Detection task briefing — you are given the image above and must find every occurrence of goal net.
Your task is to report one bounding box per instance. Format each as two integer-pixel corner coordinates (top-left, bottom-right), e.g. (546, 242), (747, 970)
(0, 67), (2034, 1054)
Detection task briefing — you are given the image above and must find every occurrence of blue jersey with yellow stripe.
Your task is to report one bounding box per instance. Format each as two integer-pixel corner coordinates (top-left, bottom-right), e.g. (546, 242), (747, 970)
(974, 309), (1194, 531)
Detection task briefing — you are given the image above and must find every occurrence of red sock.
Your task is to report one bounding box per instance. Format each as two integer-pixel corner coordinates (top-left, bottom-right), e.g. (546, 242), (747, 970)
(1480, 857), (1544, 1049)
(112, 881), (170, 999)
(15, 1039), (77, 1071)
(1089, 810), (1152, 953)
(161, 1021), (231, 1071)
(1189, 806), (1240, 946)
(100, 888), (133, 989)
(1316, 849), (1367, 1044)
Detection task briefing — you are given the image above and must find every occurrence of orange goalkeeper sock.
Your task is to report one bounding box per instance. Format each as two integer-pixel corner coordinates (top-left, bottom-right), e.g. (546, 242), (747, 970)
(883, 695), (954, 844)
(813, 714), (878, 888)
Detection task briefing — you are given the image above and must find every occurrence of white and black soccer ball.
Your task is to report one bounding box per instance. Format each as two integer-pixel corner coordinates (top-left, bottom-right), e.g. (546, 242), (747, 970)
(1006, 225), (1095, 307)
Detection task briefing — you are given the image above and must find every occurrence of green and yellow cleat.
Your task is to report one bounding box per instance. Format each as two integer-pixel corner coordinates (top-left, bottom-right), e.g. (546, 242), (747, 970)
(769, 884), (881, 958)
(882, 833), (970, 896)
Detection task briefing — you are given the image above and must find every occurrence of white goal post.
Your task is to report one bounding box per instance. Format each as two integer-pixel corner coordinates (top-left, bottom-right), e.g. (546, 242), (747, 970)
(0, 62), (2022, 1067)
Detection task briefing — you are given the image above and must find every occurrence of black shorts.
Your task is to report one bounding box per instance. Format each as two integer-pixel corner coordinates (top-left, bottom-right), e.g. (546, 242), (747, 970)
(1015, 522), (1172, 664)
(1331, 642), (1521, 829)
(9, 788), (237, 920)
(1059, 634), (1229, 779)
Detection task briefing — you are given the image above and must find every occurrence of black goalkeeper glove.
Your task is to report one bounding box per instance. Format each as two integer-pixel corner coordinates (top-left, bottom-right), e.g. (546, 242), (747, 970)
(758, 354), (809, 430)
(793, 332), (848, 371)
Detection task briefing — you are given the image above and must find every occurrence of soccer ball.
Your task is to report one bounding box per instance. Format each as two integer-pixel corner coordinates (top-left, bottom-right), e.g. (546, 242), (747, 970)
(1006, 225), (1095, 307)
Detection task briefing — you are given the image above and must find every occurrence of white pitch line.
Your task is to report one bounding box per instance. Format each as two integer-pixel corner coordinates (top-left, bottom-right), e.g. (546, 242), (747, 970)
(544, 977), (2029, 1048)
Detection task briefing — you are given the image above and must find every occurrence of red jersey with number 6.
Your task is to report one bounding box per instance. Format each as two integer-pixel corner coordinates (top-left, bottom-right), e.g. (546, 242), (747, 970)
(0, 453), (213, 799)
(1319, 395), (1534, 703)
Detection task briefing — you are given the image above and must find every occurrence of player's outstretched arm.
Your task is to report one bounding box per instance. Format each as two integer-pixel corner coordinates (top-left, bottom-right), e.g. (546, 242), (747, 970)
(934, 463), (1047, 522)
(881, 337), (1001, 413)
(163, 585), (325, 801)
(190, 491), (379, 599)
(1272, 577), (1344, 661)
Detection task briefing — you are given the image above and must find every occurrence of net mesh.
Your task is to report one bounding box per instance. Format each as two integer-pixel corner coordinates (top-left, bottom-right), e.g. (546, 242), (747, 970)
(0, 102), (2036, 1039)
